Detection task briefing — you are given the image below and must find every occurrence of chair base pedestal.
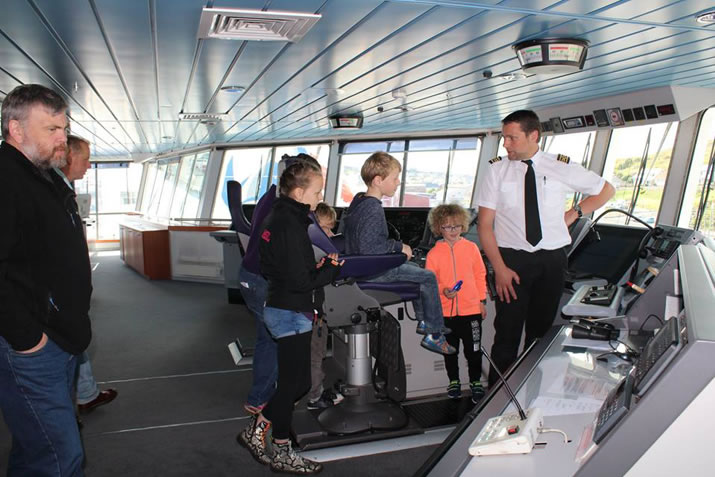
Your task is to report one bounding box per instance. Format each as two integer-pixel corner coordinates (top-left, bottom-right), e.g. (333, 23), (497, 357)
(317, 385), (408, 435)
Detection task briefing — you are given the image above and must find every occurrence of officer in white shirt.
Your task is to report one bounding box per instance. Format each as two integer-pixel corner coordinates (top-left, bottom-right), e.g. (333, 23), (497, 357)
(477, 110), (615, 386)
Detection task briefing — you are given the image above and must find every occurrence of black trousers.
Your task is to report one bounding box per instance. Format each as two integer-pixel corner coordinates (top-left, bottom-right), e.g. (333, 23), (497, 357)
(262, 331), (312, 440)
(488, 247), (567, 387)
(444, 314), (483, 383)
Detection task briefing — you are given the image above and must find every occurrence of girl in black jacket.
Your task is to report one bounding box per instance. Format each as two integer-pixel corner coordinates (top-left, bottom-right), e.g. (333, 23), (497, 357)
(238, 158), (342, 474)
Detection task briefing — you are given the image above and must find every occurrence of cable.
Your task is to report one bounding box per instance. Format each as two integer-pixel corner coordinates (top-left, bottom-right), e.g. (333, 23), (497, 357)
(609, 339), (639, 357)
(638, 313), (664, 332)
(538, 428), (569, 443)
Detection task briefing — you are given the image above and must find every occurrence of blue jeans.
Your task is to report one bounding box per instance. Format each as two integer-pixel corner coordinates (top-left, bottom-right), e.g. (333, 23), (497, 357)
(76, 351), (99, 404)
(371, 261), (446, 334)
(0, 336), (83, 477)
(239, 267), (278, 407)
(263, 307), (313, 339)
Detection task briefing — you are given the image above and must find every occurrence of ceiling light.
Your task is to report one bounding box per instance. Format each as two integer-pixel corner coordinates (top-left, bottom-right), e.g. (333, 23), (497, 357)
(695, 11), (715, 24)
(513, 38), (588, 75)
(197, 8), (321, 42)
(178, 112), (227, 121)
(220, 85), (245, 94)
(328, 115), (363, 129)
(492, 72), (532, 81)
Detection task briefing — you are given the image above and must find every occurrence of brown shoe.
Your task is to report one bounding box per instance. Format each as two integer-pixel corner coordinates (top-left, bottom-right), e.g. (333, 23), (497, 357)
(78, 389), (118, 413)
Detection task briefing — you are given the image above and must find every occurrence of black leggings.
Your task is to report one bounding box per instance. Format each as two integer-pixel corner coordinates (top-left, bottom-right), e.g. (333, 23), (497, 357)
(262, 331), (312, 440)
(444, 314), (483, 383)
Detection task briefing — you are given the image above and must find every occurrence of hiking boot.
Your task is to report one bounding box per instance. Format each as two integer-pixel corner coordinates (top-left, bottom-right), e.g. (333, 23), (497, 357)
(470, 381), (485, 404)
(270, 439), (323, 474)
(420, 334), (456, 355)
(237, 415), (272, 465)
(416, 321), (451, 335)
(447, 380), (461, 399)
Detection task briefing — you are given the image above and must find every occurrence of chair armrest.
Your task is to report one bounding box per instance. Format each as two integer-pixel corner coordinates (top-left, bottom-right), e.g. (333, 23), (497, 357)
(337, 253), (406, 280)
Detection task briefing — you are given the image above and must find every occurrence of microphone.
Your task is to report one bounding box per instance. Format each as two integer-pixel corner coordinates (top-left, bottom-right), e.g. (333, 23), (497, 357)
(480, 346), (527, 420)
(468, 347), (543, 456)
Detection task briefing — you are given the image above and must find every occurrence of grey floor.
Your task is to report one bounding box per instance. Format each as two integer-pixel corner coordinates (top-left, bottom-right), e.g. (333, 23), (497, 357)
(0, 254), (436, 476)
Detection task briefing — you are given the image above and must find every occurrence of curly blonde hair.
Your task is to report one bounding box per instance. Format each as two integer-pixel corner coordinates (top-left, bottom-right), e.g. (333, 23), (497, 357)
(428, 204), (470, 236)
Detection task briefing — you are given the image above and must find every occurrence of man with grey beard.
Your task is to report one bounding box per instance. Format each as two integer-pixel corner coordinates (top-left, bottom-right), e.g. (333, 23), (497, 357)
(0, 84), (92, 476)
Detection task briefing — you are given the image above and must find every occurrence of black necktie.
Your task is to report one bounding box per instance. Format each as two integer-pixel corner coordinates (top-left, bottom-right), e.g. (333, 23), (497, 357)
(522, 160), (542, 246)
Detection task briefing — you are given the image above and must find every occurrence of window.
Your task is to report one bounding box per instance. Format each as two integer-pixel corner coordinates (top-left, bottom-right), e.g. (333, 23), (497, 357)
(146, 163), (167, 218)
(140, 162), (157, 213)
(542, 131), (595, 208)
(596, 123), (677, 226)
(170, 154), (196, 219)
(336, 138), (480, 208)
(212, 147), (273, 220)
(336, 141), (405, 207)
(678, 109), (715, 239)
(273, 143), (330, 194)
(182, 151), (209, 219)
(403, 139), (451, 207)
(74, 162), (143, 244)
(446, 140), (481, 208)
(156, 161), (179, 218)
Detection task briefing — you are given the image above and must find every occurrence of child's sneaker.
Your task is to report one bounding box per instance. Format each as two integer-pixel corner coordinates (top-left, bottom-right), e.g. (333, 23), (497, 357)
(306, 390), (334, 410)
(324, 388), (344, 405)
(470, 381), (485, 404)
(416, 321), (452, 335)
(447, 380), (461, 399)
(420, 334), (456, 355)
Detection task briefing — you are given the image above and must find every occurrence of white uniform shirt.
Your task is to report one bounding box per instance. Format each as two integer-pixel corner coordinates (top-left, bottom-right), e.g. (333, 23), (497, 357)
(477, 149), (605, 252)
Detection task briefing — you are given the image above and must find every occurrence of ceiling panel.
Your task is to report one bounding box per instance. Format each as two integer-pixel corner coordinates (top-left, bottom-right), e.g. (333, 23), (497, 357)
(0, 0), (713, 159)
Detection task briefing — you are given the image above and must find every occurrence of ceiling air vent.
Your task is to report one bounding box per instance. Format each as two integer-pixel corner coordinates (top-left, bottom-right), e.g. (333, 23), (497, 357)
(197, 8), (321, 42)
(178, 113), (227, 121)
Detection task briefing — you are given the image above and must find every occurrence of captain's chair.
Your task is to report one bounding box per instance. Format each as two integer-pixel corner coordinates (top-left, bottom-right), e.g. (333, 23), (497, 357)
(241, 185), (277, 275)
(307, 216), (419, 434)
(227, 180), (252, 252)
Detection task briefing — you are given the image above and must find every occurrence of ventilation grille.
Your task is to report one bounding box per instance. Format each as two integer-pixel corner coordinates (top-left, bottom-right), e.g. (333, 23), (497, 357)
(178, 113), (227, 121)
(197, 8), (321, 42)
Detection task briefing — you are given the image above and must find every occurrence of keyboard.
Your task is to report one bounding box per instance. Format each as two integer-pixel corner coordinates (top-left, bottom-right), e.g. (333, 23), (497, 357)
(593, 374), (633, 444)
(633, 316), (682, 396)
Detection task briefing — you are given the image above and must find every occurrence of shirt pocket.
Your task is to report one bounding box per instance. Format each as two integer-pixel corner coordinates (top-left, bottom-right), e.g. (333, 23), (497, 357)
(543, 179), (566, 209)
(499, 182), (518, 209)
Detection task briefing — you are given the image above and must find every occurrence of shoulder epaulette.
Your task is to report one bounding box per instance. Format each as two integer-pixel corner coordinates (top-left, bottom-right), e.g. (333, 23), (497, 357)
(488, 156), (502, 164)
(556, 154), (570, 164)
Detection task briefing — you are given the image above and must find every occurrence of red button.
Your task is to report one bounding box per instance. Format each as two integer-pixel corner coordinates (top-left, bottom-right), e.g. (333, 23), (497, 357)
(507, 425), (519, 435)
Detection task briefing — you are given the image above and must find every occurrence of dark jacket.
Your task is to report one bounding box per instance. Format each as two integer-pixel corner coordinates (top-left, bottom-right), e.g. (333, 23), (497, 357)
(259, 196), (340, 313)
(0, 142), (92, 354)
(343, 192), (403, 255)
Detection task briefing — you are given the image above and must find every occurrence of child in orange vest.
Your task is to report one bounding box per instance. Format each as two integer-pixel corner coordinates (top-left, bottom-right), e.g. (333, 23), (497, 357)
(425, 204), (488, 403)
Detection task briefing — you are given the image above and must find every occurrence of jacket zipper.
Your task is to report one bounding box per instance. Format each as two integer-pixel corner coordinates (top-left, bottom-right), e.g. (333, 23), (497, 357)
(449, 242), (458, 316)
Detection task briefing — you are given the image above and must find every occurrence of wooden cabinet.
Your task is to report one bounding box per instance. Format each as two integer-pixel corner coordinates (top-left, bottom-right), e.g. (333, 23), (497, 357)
(119, 221), (170, 280)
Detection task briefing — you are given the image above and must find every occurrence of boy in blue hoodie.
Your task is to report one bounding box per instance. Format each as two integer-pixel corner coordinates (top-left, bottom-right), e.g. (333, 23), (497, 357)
(343, 151), (455, 355)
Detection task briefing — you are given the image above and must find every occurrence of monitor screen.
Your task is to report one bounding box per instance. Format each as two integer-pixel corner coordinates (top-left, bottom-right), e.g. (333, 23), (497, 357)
(383, 207), (431, 249)
(568, 224), (649, 284)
